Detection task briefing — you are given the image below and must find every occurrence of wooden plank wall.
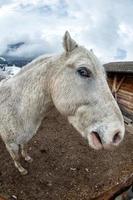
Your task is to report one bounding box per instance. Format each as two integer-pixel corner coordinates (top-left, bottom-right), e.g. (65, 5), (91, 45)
(108, 74), (133, 120)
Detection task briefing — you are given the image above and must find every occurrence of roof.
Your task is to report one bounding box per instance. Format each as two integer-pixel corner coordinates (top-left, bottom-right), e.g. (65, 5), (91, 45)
(104, 61), (133, 73)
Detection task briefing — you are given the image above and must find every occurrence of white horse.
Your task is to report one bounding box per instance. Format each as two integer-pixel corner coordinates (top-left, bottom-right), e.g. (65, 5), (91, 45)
(0, 31), (125, 175)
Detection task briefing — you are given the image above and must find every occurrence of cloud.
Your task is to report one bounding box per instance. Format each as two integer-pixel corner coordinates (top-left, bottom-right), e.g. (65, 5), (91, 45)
(0, 0), (133, 62)
(114, 48), (127, 60)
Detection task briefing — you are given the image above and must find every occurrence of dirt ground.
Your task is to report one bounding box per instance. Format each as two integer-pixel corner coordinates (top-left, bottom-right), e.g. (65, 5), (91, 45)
(0, 109), (133, 200)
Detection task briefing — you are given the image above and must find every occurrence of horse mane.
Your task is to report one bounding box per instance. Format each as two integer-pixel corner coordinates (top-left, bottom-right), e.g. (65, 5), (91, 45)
(16, 54), (53, 76)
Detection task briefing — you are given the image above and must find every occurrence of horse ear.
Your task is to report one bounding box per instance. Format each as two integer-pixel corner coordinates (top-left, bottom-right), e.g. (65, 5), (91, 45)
(63, 31), (78, 52)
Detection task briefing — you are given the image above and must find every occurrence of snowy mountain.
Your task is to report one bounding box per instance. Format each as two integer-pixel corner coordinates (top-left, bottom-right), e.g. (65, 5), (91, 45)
(0, 41), (37, 77)
(0, 56), (32, 67)
(0, 64), (21, 78)
(1, 41), (33, 67)
(0, 56), (21, 79)
(4, 65), (21, 76)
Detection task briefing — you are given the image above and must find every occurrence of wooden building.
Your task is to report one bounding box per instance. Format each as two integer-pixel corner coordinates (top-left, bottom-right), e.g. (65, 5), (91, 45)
(104, 61), (133, 129)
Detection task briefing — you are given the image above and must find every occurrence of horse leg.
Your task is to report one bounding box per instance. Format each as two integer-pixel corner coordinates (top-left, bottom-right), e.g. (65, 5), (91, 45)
(20, 144), (33, 163)
(6, 143), (28, 175)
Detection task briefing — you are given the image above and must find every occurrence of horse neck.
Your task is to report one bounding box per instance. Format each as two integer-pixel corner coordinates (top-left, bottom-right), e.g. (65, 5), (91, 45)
(15, 54), (65, 117)
(15, 57), (55, 113)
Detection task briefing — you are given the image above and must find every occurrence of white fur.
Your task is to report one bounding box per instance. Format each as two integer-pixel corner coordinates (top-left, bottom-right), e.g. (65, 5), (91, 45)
(0, 31), (125, 174)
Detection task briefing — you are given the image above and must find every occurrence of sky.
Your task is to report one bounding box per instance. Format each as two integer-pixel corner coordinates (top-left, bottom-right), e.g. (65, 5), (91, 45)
(0, 0), (133, 63)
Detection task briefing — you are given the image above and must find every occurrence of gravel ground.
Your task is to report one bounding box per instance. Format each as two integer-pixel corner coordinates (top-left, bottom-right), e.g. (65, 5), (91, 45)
(0, 109), (133, 200)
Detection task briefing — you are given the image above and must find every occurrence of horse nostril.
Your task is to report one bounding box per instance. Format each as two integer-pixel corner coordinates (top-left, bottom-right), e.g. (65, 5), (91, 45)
(92, 131), (102, 145)
(112, 131), (121, 144)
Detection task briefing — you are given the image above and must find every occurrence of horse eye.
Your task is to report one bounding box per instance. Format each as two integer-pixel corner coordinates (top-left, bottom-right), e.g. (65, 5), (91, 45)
(77, 67), (91, 78)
